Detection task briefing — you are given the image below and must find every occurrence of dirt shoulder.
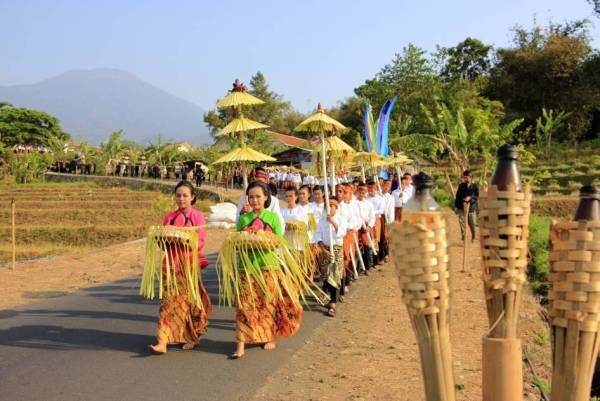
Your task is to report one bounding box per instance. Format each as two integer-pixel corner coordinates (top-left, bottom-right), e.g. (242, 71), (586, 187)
(0, 229), (230, 310)
(252, 214), (551, 401)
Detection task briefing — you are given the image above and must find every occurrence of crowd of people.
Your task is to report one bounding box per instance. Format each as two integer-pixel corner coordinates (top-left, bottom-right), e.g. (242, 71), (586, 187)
(147, 166), (421, 358)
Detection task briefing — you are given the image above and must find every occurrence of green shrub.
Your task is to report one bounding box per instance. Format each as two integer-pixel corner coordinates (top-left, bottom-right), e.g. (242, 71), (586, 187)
(528, 215), (551, 304)
(433, 189), (454, 208)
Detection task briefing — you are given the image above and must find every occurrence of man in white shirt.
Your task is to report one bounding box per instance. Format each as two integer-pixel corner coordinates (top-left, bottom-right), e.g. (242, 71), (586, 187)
(356, 182), (376, 271)
(236, 168), (285, 233)
(379, 180), (395, 263)
(315, 197), (346, 317)
(367, 180), (385, 265)
(391, 173), (414, 222)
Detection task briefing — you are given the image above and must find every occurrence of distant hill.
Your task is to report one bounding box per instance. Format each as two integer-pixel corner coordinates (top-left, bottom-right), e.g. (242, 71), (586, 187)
(0, 69), (210, 145)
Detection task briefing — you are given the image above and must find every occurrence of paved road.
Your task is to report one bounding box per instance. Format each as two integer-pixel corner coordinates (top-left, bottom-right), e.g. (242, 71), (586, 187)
(0, 253), (327, 401)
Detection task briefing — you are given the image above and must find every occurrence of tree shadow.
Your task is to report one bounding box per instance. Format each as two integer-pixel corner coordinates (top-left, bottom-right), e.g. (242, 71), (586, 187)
(0, 309), (155, 323)
(0, 325), (153, 354)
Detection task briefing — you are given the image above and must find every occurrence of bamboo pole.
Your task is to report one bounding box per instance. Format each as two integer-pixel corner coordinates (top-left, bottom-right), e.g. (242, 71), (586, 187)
(11, 199), (16, 270)
(320, 132), (334, 256)
(461, 201), (469, 272)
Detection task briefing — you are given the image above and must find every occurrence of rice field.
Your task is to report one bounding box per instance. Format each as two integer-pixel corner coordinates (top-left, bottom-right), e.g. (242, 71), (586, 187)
(0, 183), (171, 264)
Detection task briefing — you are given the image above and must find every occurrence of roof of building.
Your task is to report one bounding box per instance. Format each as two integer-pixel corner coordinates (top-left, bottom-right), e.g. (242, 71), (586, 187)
(271, 132), (310, 149)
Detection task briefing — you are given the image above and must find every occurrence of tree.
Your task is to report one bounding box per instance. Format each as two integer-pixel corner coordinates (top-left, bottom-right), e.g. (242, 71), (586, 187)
(203, 72), (298, 138)
(395, 96), (523, 195)
(486, 20), (599, 143)
(436, 37), (492, 81)
(0, 105), (70, 147)
(535, 108), (571, 157)
(354, 43), (442, 146)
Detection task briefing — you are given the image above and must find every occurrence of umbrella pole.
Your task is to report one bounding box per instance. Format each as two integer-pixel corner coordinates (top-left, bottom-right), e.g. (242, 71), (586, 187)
(361, 165), (366, 182)
(242, 161), (248, 190)
(330, 154), (336, 195)
(320, 132), (334, 256)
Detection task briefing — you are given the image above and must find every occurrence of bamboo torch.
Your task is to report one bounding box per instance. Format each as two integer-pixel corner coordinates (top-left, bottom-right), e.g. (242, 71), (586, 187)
(479, 146), (529, 401)
(391, 172), (455, 401)
(548, 184), (600, 401)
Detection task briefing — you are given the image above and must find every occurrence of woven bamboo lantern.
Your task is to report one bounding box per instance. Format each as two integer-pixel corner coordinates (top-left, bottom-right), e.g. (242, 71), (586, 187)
(479, 145), (530, 401)
(391, 173), (455, 401)
(548, 184), (600, 401)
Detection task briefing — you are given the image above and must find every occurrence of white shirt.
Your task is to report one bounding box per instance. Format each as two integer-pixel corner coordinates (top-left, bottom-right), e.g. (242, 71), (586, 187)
(281, 205), (309, 250)
(368, 194), (385, 216)
(342, 199), (362, 230)
(315, 212), (347, 247)
(382, 192), (395, 223)
(356, 199), (376, 228)
(392, 185), (415, 208)
(236, 194), (285, 233)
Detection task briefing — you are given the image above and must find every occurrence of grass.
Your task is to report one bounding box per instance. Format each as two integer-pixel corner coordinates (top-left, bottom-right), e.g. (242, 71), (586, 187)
(527, 215), (551, 304)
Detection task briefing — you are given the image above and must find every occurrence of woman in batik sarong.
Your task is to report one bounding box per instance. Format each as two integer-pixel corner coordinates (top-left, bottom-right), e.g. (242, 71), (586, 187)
(149, 181), (212, 354)
(232, 180), (303, 358)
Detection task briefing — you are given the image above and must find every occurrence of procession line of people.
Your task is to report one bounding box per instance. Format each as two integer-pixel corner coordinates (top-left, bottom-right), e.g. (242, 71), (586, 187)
(147, 167), (416, 359)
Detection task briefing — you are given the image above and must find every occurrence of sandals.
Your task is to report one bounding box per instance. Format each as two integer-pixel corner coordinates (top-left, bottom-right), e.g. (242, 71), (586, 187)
(327, 307), (336, 317)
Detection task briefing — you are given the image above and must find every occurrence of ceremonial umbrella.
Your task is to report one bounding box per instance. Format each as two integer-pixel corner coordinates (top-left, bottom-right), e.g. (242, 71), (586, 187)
(353, 151), (387, 184)
(215, 79), (269, 189)
(294, 103), (346, 255)
(211, 146), (276, 165)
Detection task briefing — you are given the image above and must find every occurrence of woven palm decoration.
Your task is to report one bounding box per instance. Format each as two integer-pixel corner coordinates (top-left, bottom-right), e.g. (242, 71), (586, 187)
(216, 231), (324, 308)
(548, 219), (600, 401)
(285, 220), (315, 275)
(140, 226), (204, 309)
(391, 212), (455, 401)
(479, 184), (531, 338)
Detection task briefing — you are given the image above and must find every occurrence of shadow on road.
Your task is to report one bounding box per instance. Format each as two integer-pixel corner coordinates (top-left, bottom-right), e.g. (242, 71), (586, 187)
(0, 325), (153, 353)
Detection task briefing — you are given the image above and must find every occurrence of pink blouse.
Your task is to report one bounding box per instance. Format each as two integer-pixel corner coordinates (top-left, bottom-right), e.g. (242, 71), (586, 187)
(163, 207), (208, 269)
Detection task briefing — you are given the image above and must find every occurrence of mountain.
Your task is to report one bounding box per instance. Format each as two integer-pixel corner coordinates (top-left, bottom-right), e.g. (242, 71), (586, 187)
(0, 69), (210, 145)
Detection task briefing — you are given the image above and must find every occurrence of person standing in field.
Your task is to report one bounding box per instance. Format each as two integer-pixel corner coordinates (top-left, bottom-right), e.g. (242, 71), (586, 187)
(149, 181), (212, 354)
(454, 170), (479, 242)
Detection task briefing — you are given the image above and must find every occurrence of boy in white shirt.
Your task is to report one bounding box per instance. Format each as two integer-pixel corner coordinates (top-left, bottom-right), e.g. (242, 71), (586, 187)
(391, 173), (414, 222)
(356, 182), (376, 271)
(316, 197), (346, 317)
(367, 180), (385, 265)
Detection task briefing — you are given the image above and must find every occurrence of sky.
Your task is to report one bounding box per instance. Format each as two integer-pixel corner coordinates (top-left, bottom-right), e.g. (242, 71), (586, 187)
(0, 0), (598, 113)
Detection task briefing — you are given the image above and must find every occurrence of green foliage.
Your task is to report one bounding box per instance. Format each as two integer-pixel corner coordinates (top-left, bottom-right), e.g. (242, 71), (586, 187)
(202, 71), (302, 138)
(0, 104), (70, 147)
(436, 37), (492, 81)
(486, 20), (600, 144)
(10, 152), (54, 183)
(433, 189), (453, 208)
(535, 108), (571, 157)
(527, 215), (551, 303)
(150, 194), (174, 219)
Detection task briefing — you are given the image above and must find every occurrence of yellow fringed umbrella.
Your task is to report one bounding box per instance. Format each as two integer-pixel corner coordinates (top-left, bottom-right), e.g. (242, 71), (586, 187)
(211, 146), (276, 165)
(294, 103), (347, 257)
(216, 117), (269, 137)
(215, 79), (270, 188)
(216, 79), (265, 108)
(385, 153), (413, 184)
(353, 151), (386, 182)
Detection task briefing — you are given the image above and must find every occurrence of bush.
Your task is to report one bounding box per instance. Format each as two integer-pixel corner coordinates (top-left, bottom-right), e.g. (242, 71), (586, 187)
(433, 189), (454, 208)
(528, 215), (551, 304)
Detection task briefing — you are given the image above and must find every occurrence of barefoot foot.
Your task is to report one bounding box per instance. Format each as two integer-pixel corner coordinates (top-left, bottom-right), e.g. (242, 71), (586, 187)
(263, 341), (277, 351)
(231, 342), (245, 359)
(182, 342), (196, 350)
(148, 343), (167, 354)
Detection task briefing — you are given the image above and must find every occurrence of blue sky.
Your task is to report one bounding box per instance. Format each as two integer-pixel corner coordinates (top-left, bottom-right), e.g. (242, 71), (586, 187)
(1, 0), (598, 113)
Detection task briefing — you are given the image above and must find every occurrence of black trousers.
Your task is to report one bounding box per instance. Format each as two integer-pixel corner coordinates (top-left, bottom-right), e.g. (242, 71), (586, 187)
(362, 247), (374, 269)
(323, 281), (339, 303)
